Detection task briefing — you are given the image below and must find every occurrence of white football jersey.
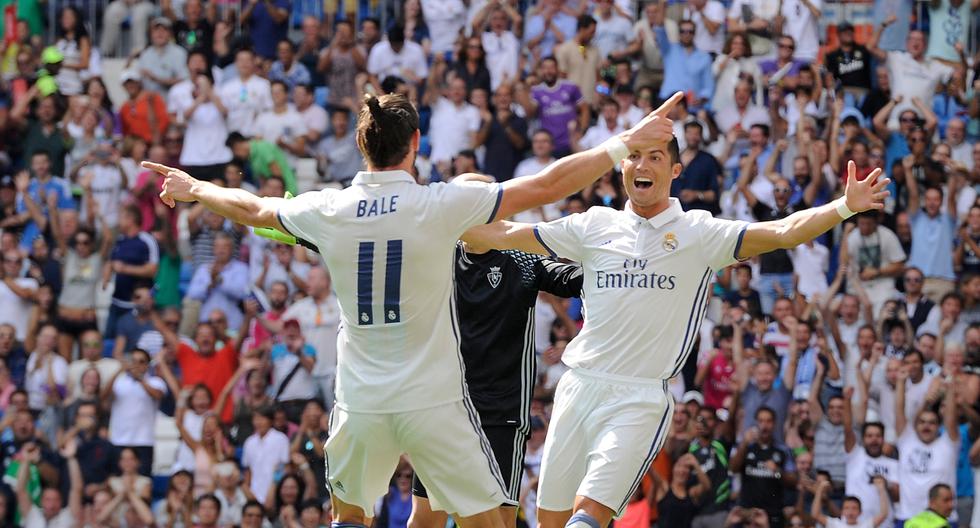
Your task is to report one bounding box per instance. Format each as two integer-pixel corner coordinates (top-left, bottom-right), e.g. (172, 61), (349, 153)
(278, 170), (502, 412)
(535, 198), (747, 380)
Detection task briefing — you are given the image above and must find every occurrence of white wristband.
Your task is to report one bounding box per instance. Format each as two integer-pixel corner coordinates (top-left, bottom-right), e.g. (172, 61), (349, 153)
(603, 136), (630, 164)
(835, 198), (856, 219)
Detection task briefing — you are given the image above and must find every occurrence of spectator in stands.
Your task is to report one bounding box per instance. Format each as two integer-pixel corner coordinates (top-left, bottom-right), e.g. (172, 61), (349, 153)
(104, 205), (158, 339)
(279, 266), (338, 406)
(104, 349), (165, 476)
(78, 141), (126, 231)
(315, 107), (361, 184)
(516, 56), (587, 157)
(474, 4), (521, 91)
(241, 0), (290, 61)
(15, 438), (82, 528)
(776, 0), (821, 62)
(367, 25), (428, 88)
(905, 176), (958, 302)
(24, 323), (66, 416)
(67, 329), (119, 396)
(227, 132), (298, 195)
(178, 70), (234, 183)
(653, 19), (713, 109)
(220, 48), (273, 137)
(100, 0), (155, 56)
(317, 20), (367, 111)
(895, 371), (959, 525)
(869, 26), (952, 129)
(738, 355), (797, 443)
(166, 319), (238, 422)
(825, 22), (873, 99)
(474, 83), (527, 182)
(556, 16), (599, 106)
(53, 6), (91, 97)
(293, 84), (328, 153)
(454, 36), (492, 96)
(843, 212), (906, 314)
(732, 406), (799, 528)
(254, 80), (304, 148)
(11, 93), (71, 179)
(270, 40), (312, 93)
(573, 97), (623, 152)
(172, 0), (212, 52)
(119, 70), (170, 145)
(425, 70), (481, 174)
(270, 319), (317, 422)
(523, 0), (576, 62)
(12, 152), (74, 256)
(242, 405), (289, 503)
(674, 121), (721, 213)
(0, 249), (38, 342)
(66, 400), (114, 491)
(137, 18), (189, 99)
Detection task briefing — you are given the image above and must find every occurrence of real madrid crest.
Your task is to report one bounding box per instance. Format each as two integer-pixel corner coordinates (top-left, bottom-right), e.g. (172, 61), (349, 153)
(487, 266), (502, 288)
(663, 232), (679, 252)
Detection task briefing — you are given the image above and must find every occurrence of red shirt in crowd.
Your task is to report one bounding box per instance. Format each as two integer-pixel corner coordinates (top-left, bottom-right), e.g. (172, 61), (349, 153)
(176, 341), (239, 422)
(120, 91), (170, 143)
(703, 352), (734, 410)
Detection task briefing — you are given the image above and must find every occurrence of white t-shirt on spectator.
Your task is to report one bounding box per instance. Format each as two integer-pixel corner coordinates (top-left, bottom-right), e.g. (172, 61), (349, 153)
(242, 428), (290, 503)
(109, 374), (166, 446)
(896, 428), (958, 520)
(23, 508), (74, 528)
(780, 0), (822, 61)
(790, 242), (829, 301)
(421, 0), (466, 54)
(824, 519), (874, 528)
(886, 52), (952, 124)
(25, 352), (68, 411)
(593, 13), (635, 59)
(578, 123), (624, 151)
(79, 164), (125, 228)
(482, 30), (520, 90)
(714, 104), (771, 133)
(173, 409), (205, 473)
(682, 2), (727, 54)
(367, 40), (429, 82)
(282, 293), (341, 379)
(0, 278), (37, 340)
(845, 447), (898, 526)
(67, 357), (122, 398)
(429, 97), (482, 163)
(180, 103), (234, 166)
(219, 75), (273, 137)
(300, 104), (329, 139)
(254, 106), (306, 144)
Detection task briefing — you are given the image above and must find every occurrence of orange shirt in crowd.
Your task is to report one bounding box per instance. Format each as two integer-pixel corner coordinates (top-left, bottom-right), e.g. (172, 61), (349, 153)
(120, 91), (169, 144)
(176, 341), (238, 422)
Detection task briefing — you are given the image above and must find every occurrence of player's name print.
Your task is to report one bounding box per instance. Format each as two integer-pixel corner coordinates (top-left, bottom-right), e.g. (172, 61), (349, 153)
(356, 195), (399, 217)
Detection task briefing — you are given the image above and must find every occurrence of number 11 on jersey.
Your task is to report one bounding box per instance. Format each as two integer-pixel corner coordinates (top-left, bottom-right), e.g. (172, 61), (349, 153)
(356, 240), (403, 325)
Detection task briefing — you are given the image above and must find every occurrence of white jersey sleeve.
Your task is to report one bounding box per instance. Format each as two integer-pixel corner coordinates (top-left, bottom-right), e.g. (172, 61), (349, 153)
(693, 211), (748, 270)
(533, 210), (592, 263)
(434, 180), (504, 235)
(276, 188), (337, 243)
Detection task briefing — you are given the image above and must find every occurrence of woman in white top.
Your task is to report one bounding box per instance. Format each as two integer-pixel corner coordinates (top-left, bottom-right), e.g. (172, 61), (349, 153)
(179, 71), (233, 181)
(54, 7), (91, 96)
(711, 32), (763, 112)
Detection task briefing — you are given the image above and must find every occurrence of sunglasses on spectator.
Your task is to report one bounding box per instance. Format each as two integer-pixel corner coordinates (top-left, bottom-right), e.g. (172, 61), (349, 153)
(774, 187), (792, 193)
(679, 28), (695, 34)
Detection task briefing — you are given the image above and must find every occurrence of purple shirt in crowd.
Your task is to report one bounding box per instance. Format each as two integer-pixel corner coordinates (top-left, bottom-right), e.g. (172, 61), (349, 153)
(531, 80), (582, 153)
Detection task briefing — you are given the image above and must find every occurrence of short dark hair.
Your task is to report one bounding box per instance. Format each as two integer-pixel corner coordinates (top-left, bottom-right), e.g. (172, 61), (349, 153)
(356, 94), (419, 169)
(196, 493), (221, 512)
(387, 24), (405, 43)
(861, 421), (885, 437)
(600, 97), (620, 111)
(226, 131), (248, 148)
(905, 349), (925, 364)
(843, 496), (862, 511)
(750, 123), (771, 138)
(684, 121), (703, 134)
(577, 14), (596, 30)
(294, 83), (314, 95)
(242, 500), (265, 517)
(929, 483), (952, 501)
(667, 136), (680, 165)
(270, 79), (289, 92)
(300, 498), (323, 514)
(31, 150), (51, 160)
(940, 291), (964, 306)
(755, 405), (776, 421)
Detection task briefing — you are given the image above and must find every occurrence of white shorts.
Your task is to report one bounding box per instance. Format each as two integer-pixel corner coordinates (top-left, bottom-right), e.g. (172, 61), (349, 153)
(536, 368), (675, 517)
(325, 400), (508, 517)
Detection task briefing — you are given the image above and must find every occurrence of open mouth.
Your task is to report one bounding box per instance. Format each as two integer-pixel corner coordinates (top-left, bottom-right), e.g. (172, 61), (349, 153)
(634, 177), (653, 189)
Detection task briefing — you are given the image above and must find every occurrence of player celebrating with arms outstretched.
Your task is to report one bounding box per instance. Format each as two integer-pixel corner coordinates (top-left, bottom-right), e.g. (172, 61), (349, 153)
(141, 91), (684, 528)
(463, 154), (889, 528)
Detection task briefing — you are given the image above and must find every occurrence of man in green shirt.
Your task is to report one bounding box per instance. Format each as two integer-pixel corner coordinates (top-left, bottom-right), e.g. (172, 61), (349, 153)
(906, 484), (954, 528)
(227, 132), (297, 195)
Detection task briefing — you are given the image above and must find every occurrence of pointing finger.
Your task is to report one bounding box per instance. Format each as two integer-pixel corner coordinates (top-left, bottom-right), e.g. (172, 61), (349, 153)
(141, 161), (175, 175)
(651, 91), (685, 119)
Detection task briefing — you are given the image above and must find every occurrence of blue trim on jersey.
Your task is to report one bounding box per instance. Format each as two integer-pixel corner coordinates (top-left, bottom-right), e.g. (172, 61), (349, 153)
(533, 226), (557, 258)
(276, 209), (297, 237)
(383, 240), (403, 323)
(356, 242), (375, 325)
(617, 381), (674, 514)
(486, 184), (504, 223)
(733, 225), (748, 262)
(671, 268), (712, 378)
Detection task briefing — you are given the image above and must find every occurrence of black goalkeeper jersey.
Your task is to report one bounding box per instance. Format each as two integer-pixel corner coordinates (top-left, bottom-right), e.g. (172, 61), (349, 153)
(453, 244), (583, 427)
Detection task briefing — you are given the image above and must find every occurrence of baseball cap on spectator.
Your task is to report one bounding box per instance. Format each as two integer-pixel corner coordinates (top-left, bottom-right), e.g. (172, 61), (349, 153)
(151, 17), (173, 29)
(283, 319), (301, 331)
(839, 107), (865, 128)
(121, 69), (142, 84)
(0, 176), (14, 190)
(682, 390), (704, 407)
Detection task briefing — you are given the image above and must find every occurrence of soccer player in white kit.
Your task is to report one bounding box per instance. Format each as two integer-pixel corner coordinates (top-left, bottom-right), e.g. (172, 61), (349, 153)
(140, 92), (683, 528)
(462, 156), (890, 528)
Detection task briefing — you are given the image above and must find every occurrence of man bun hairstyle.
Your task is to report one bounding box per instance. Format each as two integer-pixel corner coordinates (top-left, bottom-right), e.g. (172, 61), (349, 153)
(357, 93), (419, 169)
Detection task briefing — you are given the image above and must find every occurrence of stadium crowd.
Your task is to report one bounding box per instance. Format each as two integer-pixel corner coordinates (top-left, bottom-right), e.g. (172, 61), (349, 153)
(0, 0), (976, 526)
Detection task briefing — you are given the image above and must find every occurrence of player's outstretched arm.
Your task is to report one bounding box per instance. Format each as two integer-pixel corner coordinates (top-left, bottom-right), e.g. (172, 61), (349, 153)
(492, 92), (685, 221)
(461, 221), (550, 255)
(736, 161), (889, 260)
(142, 161), (288, 232)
